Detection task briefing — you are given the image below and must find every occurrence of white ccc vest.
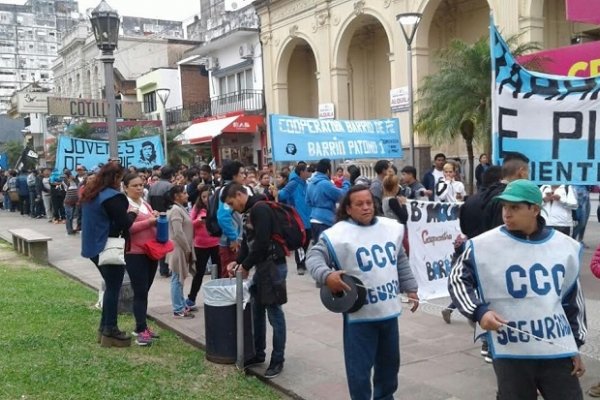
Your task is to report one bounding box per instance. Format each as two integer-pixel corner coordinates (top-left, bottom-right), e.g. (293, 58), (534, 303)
(321, 217), (404, 323)
(471, 227), (581, 359)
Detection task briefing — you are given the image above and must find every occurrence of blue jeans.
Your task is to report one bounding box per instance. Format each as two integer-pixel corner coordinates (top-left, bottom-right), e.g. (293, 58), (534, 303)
(252, 262), (287, 364)
(3, 192), (10, 210)
(29, 190), (37, 216)
(170, 271), (186, 313)
(343, 316), (400, 400)
(91, 256), (125, 331)
(64, 204), (75, 234)
(572, 196), (590, 242)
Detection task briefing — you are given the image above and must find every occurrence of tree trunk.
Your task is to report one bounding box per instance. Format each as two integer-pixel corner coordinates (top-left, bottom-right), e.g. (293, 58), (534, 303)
(466, 138), (475, 195)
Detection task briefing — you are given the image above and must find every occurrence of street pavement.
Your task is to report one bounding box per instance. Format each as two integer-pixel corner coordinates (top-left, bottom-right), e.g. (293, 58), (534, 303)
(3, 208), (600, 399)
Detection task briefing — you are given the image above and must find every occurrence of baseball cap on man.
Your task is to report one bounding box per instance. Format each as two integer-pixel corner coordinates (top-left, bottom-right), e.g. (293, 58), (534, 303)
(495, 179), (542, 206)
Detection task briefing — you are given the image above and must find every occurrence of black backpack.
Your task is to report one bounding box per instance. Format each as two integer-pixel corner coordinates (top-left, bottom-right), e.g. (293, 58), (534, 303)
(256, 201), (306, 254)
(205, 186), (223, 237)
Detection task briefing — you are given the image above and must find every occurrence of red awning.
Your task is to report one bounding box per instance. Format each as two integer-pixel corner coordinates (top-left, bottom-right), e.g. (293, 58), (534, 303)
(174, 114), (263, 145)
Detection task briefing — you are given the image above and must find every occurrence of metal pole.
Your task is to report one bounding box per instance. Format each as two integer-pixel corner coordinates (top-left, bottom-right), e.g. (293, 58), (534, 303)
(41, 114), (47, 167)
(235, 268), (245, 370)
(161, 106), (168, 163)
(101, 51), (118, 160)
(407, 45), (415, 167)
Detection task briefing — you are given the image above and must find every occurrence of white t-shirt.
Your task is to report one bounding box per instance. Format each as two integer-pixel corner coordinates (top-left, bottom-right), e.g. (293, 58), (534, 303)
(432, 169), (445, 200)
(435, 180), (465, 202)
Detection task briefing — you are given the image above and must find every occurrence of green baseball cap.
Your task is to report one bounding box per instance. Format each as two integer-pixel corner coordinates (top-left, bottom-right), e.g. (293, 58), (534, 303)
(495, 179), (542, 206)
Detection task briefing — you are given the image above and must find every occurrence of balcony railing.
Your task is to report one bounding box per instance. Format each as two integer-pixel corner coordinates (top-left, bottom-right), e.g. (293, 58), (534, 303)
(166, 89), (264, 125)
(210, 89), (263, 116)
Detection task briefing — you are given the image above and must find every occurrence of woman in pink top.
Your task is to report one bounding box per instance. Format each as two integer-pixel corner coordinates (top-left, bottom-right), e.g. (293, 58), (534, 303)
(186, 185), (221, 309)
(123, 173), (160, 346)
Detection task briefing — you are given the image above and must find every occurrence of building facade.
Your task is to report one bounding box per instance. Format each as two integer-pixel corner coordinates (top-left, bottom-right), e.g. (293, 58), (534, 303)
(175, 0), (266, 167)
(0, 0), (79, 114)
(255, 0), (596, 173)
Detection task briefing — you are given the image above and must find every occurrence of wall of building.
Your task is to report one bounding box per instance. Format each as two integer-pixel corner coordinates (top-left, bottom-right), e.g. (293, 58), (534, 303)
(0, 0), (80, 114)
(179, 64), (210, 107)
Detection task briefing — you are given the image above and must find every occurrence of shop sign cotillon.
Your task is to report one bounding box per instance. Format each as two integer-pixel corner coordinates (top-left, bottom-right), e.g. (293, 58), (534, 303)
(47, 97), (143, 119)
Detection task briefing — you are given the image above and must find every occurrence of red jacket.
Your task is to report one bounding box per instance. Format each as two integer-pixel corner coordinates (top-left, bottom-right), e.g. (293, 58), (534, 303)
(127, 201), (157, 254)
(591, 243), (600, 278)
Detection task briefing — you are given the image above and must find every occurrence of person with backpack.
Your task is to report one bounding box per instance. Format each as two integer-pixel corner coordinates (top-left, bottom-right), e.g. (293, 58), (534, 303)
(212, 161), (251, 278)
(221, 183), (291, 379)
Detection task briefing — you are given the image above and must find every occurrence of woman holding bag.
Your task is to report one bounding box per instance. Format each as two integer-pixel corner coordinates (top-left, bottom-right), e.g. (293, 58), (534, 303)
(123, 173), (161, 346)
(166, 185), (196, 318)
(81, 162), (135, 348)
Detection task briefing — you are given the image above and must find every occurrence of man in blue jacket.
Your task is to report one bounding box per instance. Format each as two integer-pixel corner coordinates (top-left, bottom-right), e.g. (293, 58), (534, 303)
(306, 159), (350, 242)
(279, 162), (312, 275)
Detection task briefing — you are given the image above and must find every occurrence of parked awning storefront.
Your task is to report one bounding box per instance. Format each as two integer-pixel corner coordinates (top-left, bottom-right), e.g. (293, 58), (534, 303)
(174, 114), (263, 145)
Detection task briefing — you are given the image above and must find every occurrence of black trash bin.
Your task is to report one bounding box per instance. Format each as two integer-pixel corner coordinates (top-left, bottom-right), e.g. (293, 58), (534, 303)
(202, 278), (255, 364)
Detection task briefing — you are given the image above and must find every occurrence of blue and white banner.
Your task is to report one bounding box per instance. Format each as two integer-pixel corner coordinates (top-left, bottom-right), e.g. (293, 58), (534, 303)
(0, 152), (8, 170)
(491, 20), (600, 184)
(269, 114), (402, 161)
(406, 200), (463, 299)
(55, 135), (165, 171)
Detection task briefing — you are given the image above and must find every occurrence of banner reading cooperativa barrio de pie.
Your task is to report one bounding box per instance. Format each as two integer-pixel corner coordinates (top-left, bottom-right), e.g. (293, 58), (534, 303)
(406, 200), (462, 300)
(268, 114), (402, 161)
(491, 20), (600, 185)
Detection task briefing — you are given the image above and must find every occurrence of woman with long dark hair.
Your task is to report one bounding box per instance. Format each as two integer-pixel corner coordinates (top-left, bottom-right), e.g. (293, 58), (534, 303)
(81, 162), (135, 347)
(185, 185), (221, 309)
(166, 185), (196, 319)
(122, 172), (160, 346)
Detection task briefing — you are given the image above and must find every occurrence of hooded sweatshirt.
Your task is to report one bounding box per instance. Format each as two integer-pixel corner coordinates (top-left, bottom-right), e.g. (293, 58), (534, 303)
(306, 172), (350, 227)
(278, 171), (311, 228)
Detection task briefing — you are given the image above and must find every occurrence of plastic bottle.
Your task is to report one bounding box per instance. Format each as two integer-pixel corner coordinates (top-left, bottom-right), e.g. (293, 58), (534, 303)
(156, 212), (169, 243)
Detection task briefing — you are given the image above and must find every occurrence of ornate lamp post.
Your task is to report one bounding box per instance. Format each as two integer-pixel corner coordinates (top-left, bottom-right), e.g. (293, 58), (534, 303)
(396, 12), (422, 167)
(90, 0), (120, 161)
(156, 88), (171, 162)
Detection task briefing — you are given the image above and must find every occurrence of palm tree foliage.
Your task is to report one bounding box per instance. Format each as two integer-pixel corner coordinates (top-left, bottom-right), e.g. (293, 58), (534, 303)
(69, 121), (95, 139)
(1, 140), (24, 168)
(166, 129), (196, 166)
(415, 34), (539, 192)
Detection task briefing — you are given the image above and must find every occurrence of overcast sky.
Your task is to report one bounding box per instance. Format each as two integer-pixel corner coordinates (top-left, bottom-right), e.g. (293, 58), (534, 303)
(5, 0), (200, 21)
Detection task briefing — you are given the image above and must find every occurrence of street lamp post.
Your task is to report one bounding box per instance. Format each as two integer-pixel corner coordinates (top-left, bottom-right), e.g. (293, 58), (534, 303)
(396, 12), (422, 167)
(156, 88), (171, 163)
(90, 0), (120, 161)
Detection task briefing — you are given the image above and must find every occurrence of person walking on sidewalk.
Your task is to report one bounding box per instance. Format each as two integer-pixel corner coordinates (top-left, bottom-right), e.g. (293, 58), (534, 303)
(185, 184), (220, 310)
(222, 184), (288, 379)
(448, 179), (587, 400)
(166, 185), (196, 319)
(123, 173), (161, 346)
(148, 165), (174, 277)
(306, 185), (419, 400)
(81, 162), (135, 348)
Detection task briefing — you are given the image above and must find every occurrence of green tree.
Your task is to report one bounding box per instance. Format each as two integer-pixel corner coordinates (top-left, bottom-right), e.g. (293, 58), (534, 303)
(1, 140), (24, 168)
(415, 35), (538, 193)
(118, 125), (145, 140)
(166, 129), (196, 166)
(69, 121), (95, 139)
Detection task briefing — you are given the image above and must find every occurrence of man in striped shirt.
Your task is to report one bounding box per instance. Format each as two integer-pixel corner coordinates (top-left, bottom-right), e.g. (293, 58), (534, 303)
(449, 179), (587, 400)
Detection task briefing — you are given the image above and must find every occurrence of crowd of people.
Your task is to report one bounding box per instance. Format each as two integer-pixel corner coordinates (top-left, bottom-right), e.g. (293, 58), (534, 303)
(3, 151), (599, 399)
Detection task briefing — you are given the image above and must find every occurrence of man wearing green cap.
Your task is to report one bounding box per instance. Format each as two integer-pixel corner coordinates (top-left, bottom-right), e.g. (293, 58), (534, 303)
(448, 179), (587, 400)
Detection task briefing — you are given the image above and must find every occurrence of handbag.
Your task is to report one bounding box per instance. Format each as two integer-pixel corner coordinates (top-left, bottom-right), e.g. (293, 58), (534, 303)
(98, 237), (126, 266)
(8, 191), (19, 202)
(143, 239), (174, 261)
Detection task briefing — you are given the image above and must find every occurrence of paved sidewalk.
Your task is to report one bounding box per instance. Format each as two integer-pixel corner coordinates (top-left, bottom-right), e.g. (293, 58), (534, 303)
(2, 211), (600, 399)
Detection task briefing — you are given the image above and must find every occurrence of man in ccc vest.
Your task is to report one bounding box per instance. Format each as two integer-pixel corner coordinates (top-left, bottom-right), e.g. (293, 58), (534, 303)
(306, 185), (419, 400)
(449, 179), (587, 400)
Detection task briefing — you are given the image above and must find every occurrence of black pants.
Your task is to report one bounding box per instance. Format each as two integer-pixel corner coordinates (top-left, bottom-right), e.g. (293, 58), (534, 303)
(188, 246), (220, 302)
(125, 253), (158, 333)
(549, 225), (570, 236)
(51, 194), (65, 220)
(91, 256), (125, 332)
(294, 229), (312, 270)
(493, 357), (582, 400)
(19, 193), (29, 215)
